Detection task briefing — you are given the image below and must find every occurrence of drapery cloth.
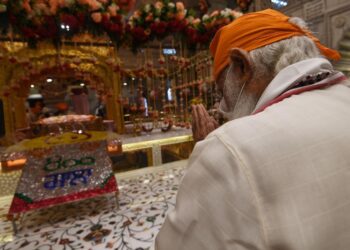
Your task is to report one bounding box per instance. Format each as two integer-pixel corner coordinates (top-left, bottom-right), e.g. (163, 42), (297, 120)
(155, 59), (350, 250)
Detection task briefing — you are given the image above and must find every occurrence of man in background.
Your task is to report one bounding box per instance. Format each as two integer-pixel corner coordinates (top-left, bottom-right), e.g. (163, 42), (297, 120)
(156, 9), (350, 250)
(26, 98), (45, 123)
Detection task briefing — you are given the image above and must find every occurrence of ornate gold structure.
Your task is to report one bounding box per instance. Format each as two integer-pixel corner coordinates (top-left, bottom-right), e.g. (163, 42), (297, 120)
(0, 41), (125, 145)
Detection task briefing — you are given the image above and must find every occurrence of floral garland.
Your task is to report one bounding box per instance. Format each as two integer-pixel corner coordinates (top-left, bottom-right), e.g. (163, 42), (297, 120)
(126, 0), (194, 50)
(0, 0), (246, 50)
(1, 0), (127, 47)
(186, 8), (242, 46)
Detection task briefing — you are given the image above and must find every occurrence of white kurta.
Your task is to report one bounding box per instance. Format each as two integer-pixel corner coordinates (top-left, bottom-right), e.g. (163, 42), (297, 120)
(155, 59), (350, 250)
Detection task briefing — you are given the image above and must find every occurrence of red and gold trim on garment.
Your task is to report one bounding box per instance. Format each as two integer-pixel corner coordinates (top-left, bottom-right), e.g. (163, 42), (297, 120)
(253, 75), (348, 115)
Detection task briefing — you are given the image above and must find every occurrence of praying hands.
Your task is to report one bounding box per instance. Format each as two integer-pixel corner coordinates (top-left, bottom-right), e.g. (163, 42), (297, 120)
(191, 104), (219, 142)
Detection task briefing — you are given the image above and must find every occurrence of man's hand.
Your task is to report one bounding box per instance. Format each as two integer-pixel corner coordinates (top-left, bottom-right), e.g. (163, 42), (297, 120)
(191, 104), (219, 142)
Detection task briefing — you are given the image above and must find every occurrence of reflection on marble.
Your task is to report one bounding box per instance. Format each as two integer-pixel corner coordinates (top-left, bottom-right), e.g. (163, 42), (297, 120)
(0, 160), (187, 250)
(121, 127), (192, 145)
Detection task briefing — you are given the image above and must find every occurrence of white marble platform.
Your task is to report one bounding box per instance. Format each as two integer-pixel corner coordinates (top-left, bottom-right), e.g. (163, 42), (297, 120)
(0, 160), (188, 250)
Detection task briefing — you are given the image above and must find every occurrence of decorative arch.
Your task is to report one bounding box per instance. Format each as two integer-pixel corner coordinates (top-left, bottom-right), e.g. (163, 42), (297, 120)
(0, 43), (124, 145)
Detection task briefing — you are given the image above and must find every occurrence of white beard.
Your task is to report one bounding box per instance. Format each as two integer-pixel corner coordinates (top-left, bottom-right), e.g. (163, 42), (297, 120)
(219, 92), (257, 121)
(218, 71), (258, 121)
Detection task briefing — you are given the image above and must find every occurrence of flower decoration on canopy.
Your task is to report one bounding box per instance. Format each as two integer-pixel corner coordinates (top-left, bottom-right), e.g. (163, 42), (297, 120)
(3, 0), (127, 47)
(126, 0), (195, 51)
(0, 0), (244, 51)
(116, 0), (136, 13)
(186, 8), (242, 46)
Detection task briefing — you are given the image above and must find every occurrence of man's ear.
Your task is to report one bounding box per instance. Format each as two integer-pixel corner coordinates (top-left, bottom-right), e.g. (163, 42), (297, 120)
(229, 48), (254, 83)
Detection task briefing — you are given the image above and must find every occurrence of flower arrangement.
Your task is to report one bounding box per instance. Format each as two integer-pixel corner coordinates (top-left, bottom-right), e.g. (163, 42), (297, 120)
(0, 0), (244, 50)
(126, 0), (194, 50)
(4, 0), (127, 47)
(186, 8), (242, 46)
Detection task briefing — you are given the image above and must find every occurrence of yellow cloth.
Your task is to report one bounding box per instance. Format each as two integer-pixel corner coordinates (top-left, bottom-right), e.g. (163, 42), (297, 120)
(210, 9), (341, 80)
(6, 131), (118, 152)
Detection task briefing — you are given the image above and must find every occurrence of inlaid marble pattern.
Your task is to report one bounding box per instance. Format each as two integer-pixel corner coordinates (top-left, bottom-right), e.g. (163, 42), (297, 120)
(0, 161), (187, 250)
(0, 171), (21, 197)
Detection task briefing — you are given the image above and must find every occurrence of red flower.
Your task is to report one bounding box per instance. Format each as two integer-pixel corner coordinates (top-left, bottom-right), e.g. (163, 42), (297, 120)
(36, 16), (58, 39)
(76, 12), (86, 26)
(117, 0), (136, 13)
(21, 27), (37, 39)
(168, 20), (186, 33)
(197, 33), (210, 44)
(132, 27), (148, 42)
(150, 21), (168, 37)
(185, 27), (198, 44)
(103, 15), (124, 36)
(125, 24), (131, 33)
(110, 24), (122, 34)
(111, 15), (122, 23)
(101, 14), (111, 29)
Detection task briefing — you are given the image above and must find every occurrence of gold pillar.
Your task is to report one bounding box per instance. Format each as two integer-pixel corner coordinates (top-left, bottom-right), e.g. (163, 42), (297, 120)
(112, 71), (124, 134)
(0, 64), (14, 145)
(105, 71), (124, 134)
(2, 96), (15, 144)
(13, 96), (27, 129)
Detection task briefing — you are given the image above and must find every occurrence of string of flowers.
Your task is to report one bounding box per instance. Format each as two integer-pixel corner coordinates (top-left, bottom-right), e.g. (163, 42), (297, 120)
(1, 0), (128, 47)
(126, 0), (194, 51)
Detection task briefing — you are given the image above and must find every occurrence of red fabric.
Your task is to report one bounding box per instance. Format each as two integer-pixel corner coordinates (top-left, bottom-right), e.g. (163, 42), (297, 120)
(8, 177), (118, 215)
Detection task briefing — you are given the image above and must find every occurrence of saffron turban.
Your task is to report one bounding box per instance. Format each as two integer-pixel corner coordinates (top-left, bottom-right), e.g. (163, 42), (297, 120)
(210, 9), (341, 80)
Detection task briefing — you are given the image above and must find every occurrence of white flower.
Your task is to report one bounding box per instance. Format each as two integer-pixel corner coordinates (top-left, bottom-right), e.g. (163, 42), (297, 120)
(34, 8), (42, 16)
(144, 4), (151, 12)
(0, 4), (6, 13)
(219, 8), (229, 17)
(232, 10), (243, 18)
(187, 16), (194, 23)
(168, 2), (175, 8)
(154, 8), (161, 16)
(65, 0), (75, 6)
(202, 14), (209, 21)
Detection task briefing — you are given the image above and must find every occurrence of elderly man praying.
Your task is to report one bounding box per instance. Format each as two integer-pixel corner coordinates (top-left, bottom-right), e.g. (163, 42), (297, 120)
(155, 9), (350, 250)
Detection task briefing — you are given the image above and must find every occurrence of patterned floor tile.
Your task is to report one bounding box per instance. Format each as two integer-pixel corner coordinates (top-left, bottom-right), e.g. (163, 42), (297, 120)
(0, 161), (187, 250)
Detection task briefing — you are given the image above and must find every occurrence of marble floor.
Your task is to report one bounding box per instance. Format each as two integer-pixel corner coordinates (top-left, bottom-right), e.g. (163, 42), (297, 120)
(0, 160), (187, 250)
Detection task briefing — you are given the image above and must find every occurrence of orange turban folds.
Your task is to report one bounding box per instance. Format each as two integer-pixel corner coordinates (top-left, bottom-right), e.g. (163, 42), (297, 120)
(210, 9), (341, 80)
